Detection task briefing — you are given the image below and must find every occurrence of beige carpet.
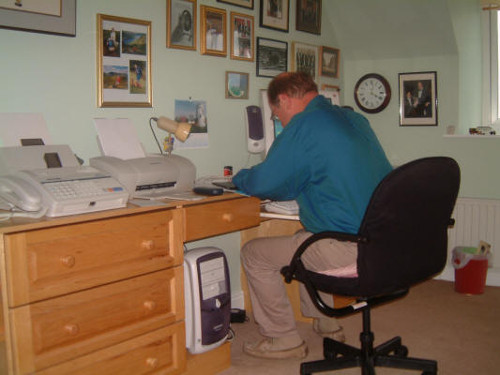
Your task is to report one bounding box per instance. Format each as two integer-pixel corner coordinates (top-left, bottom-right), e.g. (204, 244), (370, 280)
(220, 280), (500, 375)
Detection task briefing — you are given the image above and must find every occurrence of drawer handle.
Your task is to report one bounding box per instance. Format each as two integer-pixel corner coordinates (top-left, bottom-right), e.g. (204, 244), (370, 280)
(143, 300), (157, 311)
(146, 357), (159, 368)
(64, 324), (79, 335)
(222, 213), (234, 222)
(141, 240), (154, 251)
(60, 255), (76, 268)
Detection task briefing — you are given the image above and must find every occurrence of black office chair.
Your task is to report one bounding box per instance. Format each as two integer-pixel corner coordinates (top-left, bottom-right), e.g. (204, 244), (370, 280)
(281, 157), (460, 375)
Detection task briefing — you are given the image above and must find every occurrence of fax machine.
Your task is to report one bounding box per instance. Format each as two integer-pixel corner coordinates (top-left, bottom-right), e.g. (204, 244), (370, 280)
(0, 145), (129, 217)
(90, 154), (196, 200)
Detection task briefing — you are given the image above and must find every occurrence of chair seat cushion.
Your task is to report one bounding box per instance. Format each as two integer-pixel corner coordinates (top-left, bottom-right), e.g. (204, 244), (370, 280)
(318, 263), (358, 278)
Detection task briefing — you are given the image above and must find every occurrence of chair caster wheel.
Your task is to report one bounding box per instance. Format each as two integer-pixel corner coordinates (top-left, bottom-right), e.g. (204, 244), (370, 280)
(394, 345), (408, 357)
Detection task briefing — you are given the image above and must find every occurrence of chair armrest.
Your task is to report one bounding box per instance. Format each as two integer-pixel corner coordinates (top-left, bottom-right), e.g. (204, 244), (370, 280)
(282, 231), (367, 283)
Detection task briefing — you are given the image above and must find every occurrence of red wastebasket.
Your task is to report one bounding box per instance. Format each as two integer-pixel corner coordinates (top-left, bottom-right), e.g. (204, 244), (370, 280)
(452, 247), (489, 295)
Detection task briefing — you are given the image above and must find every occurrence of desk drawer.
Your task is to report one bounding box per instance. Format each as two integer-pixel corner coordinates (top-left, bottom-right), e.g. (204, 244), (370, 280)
(184, 197), (260, 241)
(4, 209), (183, 306)
(37, 322), (186, 375)
(10, 267), (184, 374)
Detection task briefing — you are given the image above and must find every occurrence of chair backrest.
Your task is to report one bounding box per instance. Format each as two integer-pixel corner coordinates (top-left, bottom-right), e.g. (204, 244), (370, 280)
(355, 156), (460, 296)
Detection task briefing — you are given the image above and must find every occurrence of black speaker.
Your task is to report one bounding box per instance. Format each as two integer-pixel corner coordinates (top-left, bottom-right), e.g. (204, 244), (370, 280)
(245, 105), (265, 153)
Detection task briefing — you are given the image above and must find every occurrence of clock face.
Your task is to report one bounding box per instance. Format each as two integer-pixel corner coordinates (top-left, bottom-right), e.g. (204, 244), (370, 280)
(354, 74), (391, 113)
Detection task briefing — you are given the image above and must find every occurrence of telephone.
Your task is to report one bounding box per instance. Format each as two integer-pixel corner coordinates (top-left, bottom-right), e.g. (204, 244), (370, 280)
(0, 174), (42, 212)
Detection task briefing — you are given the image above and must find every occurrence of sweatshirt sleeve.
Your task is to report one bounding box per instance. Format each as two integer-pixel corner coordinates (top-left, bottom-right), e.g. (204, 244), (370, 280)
(232, 126), (309, 201)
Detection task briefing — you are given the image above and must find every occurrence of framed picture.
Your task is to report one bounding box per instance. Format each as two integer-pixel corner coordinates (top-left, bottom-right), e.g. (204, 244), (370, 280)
(399, 71), (438, 126)
(217, 0), (254, 9)
(167, 0), (196, 50)
(230, 12), (254, 61)
(256, 37), (287, 78)
(226, 71), (249, 99)
(291, 41), (318, 81)
(0, 0), (76, 36)
(260, 0), (289, 32)
(296, 0), (321, 35)
(321, 84), (340, 91)
(97, 14), (152, 107)
(200, 5), (227, 57)
(319, 46), (340, 78)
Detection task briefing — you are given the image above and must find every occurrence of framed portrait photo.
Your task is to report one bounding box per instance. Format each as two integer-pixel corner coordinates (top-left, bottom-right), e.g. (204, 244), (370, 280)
(97, 14), (152, 108)
(319, 46), (340, 78)
(296, 0), (321, 35)
(260, 0), (289, 32)
(200, 5), (227, 57)
(292, 41), (318, 81)
(230, 12), (254, 61)
(217, 0), (254, 9)
(399, 71), (438, 126)
(256, 37), (287, 78)
(167, 0), (196, 50)
(226, 71), (249, 99)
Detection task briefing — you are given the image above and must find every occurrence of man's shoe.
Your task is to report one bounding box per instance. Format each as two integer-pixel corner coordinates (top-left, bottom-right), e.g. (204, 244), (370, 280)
(243, 337), (308, 359)
(313, 319), (346, 342)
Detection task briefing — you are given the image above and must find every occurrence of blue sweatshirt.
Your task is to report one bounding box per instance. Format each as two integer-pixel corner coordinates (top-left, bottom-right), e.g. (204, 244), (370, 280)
(233, 95), (392, 234)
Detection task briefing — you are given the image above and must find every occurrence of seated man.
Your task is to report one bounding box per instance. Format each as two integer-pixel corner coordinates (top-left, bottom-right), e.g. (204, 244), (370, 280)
(232, 72), (392, 359)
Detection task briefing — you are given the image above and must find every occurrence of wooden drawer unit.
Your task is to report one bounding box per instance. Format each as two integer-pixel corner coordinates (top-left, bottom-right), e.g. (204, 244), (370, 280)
(4, 209), (183, 307)
(37, 323), (186, 375)
(9, 268), (184, 374)
(184, 197), (260, 242)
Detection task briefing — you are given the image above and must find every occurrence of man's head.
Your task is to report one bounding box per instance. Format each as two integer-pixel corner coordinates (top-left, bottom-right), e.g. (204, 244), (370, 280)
(267, 72), (318, 126)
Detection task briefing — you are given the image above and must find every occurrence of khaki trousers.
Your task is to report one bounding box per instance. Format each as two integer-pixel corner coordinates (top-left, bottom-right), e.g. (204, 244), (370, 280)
(241, 230), (357, 338)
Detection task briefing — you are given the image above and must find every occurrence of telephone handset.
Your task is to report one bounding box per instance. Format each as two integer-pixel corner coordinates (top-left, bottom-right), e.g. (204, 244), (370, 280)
(0, 175), (43, 212)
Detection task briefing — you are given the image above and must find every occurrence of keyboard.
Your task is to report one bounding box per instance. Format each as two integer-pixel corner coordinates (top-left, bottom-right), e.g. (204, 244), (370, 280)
(264, 200), (299, 215)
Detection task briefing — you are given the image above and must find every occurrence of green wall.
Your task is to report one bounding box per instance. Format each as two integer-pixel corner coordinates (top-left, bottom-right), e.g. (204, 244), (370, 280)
(1, 0), (497, 298)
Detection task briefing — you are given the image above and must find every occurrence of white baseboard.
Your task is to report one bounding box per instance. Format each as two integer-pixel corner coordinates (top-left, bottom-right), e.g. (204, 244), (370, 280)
(436, 265), (500, 287)
(231, 290), (245, 310)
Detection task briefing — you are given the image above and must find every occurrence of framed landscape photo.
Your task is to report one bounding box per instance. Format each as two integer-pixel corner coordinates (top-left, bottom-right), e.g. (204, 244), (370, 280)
(399, 71), (438, 126)
(319, 46), (340, 78)
(97, 14), (152, 107)
(200, 5), (227, 57)
(217, 0), (254, 9)
(167, 0), (196, 50)
(230, 12), (254, 61)
(296, 0), (321, 35)
(256, 37), (287, 77)
(226, 71), (249, 99)
(0, 0), (76, 36)
(292, 41), (318, 81)
(260, 0), (289, 32)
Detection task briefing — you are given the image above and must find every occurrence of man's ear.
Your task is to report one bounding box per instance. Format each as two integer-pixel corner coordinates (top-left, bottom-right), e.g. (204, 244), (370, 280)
(278, 93), (290, 109)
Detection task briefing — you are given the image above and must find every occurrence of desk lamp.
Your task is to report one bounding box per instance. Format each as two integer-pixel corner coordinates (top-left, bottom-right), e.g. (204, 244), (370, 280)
(149, 116), (191, 155)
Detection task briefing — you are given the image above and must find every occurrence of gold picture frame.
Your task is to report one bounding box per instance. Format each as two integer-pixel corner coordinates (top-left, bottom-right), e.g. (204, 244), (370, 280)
(167, 0), (197, 51)
(291, 41), (318, 81)
(230, 12), (254, 61)
(97, 14), (152, 108)
(226, 71), (249, 99)
(200, 5), (227, 57)
(319, 46), (340, 78)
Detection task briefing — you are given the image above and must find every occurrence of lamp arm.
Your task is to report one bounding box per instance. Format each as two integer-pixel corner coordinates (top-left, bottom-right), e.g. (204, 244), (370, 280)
(149, 117), (164, 154)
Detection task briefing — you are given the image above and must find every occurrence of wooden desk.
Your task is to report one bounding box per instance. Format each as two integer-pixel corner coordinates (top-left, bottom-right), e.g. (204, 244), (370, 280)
(0, 194), (260, 375)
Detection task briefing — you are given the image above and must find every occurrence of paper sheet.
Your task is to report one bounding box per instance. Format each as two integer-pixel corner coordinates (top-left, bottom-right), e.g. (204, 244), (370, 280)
(0, 113), (52, 147)
(94, 118), (146, 160)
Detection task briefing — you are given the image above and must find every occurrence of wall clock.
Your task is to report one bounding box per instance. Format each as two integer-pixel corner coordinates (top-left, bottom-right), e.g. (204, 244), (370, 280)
(354, 73), (391, 113)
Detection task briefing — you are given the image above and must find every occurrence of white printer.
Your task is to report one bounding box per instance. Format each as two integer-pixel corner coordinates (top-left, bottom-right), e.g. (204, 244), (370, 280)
(90, 154), (196, 200)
